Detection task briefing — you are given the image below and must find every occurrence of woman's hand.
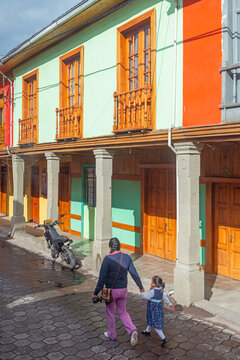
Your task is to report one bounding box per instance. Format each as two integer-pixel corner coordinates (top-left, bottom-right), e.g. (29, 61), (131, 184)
(92, 294), (97, 299)
(170, 305), (175, 311)
(140, 288), (145, 293)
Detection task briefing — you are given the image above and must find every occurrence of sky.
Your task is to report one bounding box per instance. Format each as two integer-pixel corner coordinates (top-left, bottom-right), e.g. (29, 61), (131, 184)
(0, 0), (82, 58)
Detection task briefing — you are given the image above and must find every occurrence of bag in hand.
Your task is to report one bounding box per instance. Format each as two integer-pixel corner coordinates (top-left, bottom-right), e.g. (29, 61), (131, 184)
(100, 287), (112, 304)
(100, 253), (123, 305)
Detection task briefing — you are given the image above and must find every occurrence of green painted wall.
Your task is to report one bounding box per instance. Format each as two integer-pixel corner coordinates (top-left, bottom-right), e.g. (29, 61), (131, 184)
(199, 184), (206, 266)
(70, 178), (83, 234)
(112, 179), (141, 248)
(13, 0), (183, 146)
(83, 205), (95, 240)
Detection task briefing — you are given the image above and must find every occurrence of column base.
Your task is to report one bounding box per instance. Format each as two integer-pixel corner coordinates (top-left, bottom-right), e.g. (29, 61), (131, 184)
(10, 216), (26, 237)
(174, 262), (204, 306)
(92, 239), (110, 276)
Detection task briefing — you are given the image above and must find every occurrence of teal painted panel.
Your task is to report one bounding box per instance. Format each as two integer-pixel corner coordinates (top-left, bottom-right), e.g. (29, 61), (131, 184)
(83, 205), (95, 240)
(71, 178), (83, 215)
(200, 247), (206, 266)
(71, 218), (82, 233)
(199, 184), (206, 241)
(112, 180), (140, 227)
(112, 227), (140, 248)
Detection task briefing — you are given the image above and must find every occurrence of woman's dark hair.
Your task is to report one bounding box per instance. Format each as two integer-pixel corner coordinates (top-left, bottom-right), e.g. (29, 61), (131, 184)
(109, 237), (121, 253)
(152, 276), (165, 289)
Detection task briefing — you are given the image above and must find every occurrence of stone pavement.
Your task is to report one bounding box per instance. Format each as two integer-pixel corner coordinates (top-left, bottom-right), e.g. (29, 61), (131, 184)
(0, 214), (240, 333)
(1, 236), (240, 360)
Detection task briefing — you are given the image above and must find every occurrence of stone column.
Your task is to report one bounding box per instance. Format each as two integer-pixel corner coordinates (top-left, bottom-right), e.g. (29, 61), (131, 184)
(45, 152), (60, 221)
(10, 154), (25, 235)
(93, 149), (113, 275)
(174, 142), (204, 306)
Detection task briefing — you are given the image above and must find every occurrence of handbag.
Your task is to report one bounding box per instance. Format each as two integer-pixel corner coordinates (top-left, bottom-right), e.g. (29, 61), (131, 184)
(101, 252), (123, 304)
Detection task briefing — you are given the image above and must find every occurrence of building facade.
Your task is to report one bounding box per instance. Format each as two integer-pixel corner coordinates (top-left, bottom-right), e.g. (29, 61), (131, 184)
(0, 0), (239, 306)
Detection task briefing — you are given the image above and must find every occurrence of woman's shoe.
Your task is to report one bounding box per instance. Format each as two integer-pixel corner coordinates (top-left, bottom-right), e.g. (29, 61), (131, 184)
(130, 330), (138, 346)
(161, 338), (167, 347)
(104, 332), (116, 341)
(141, 330), (151, 336)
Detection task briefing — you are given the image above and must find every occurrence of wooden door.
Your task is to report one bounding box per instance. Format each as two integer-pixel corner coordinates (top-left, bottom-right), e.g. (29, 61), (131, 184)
(0, 166), (7, 214)
(31, 166), (39, 223)
(145, 167), (176, 261)
(59, 163), (70, 232)
(214, 183), (240, 280)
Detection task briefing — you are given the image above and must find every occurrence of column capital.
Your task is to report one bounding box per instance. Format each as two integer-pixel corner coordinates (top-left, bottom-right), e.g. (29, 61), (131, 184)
(174, 142), (203, 155)
(45, 152), (60, 161)
(93, 149), (114, 159)
(12, 154), (24, 162)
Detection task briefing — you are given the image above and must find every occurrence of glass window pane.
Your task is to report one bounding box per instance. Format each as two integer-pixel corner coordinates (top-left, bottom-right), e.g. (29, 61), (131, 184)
(134, 55), (138, 75)
(134, 77), (138, 89)
(129, 78), (133, 91)
(129, 38), (133, 55)
(134, 33), (138, 52)
(129, 57), (133, 77)
(145, 51), (149, 72)
(145, 73), (149, 84)
(144, 28), (149, 49)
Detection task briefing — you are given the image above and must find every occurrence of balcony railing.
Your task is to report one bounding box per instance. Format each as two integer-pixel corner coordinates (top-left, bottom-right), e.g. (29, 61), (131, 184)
(113, 84), (152, 133)
(18, 117), (37, 145)
(56, 105), (82, 140)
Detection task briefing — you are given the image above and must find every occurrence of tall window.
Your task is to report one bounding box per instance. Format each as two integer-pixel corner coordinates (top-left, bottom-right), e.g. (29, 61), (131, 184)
(117, 9), (155, 93)
(22, 70), (38, 120)
(127, 23), (151, 91)
(86, 167), (96, 207)
(114, 9), (156, 132)
(59, 46), (83, 109)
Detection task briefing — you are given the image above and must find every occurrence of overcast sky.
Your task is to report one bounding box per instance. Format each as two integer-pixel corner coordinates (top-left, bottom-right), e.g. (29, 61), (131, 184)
(0, 0), (82, 58)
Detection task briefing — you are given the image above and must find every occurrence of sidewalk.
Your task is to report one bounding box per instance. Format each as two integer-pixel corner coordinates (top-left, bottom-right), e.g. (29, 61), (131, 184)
(1, 214), (240, 333)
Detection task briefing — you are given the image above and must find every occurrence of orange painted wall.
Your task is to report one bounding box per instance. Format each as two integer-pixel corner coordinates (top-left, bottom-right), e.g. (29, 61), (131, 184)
(183, 0), (222, 127)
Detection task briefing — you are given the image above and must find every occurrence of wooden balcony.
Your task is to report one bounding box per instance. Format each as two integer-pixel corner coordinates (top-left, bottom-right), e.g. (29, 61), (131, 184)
(56, 105), (82, 140)
(18, 117), (38, 145)
(113, 84), (152, 133)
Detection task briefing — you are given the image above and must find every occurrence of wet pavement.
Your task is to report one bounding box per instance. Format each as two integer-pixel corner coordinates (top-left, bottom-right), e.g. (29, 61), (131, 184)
(1, 238), (240, 360)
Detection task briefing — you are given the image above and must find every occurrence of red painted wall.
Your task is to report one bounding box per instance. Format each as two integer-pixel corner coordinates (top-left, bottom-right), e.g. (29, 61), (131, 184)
(183, 0), (222, 127)
(0, 76), (13, 147)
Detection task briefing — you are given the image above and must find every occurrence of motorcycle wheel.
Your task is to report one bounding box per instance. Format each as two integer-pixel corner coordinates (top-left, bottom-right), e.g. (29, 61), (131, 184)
(60, 245), (76, 270)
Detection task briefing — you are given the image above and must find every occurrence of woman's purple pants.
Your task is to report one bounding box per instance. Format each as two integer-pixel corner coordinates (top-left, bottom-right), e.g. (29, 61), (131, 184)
(105, 288), (137, 340)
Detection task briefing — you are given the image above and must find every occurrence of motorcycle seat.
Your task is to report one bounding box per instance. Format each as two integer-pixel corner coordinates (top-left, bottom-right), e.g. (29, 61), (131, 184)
(52, 235), (69, 243)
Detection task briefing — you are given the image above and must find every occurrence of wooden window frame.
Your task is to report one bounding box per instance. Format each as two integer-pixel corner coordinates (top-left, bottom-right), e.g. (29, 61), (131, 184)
(21, 69), (39, 144)
(85, 167), (96, 207)
(22, 69), (39, 121)
(59, 46), (84, 110)
(116, 9), (156, 130)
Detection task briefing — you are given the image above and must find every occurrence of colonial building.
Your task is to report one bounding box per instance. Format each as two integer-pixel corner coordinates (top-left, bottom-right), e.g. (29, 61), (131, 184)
(0, 0), (239, 306)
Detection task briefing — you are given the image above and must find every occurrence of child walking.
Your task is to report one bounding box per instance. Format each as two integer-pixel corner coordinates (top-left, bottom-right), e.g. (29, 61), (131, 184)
(141, 276), (175, 346)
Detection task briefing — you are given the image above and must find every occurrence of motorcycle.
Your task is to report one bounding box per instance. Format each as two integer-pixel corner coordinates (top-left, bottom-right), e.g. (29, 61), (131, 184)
(33, 215), (77, 270)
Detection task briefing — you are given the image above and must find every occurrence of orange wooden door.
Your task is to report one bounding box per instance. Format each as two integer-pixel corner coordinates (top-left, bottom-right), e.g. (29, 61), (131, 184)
(214, 183), (240, 280)
(0, 166), (7, 214)
(229, 184), (240, 280)
(145, 168), (176, 261)
(31, 166), (39, 223)
(59, 164), (70, 232)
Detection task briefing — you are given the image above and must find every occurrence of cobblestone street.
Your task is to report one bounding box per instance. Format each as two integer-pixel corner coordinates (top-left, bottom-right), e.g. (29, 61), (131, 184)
(1, 238), (240, 360)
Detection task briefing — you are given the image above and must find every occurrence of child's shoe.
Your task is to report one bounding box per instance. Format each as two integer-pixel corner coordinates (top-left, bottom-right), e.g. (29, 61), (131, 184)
(161, 338), (167, 347)
(141, 330), (151, 336)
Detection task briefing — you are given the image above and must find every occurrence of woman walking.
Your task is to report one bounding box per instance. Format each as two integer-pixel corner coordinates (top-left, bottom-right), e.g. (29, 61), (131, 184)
(92, 237), (144, 346)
